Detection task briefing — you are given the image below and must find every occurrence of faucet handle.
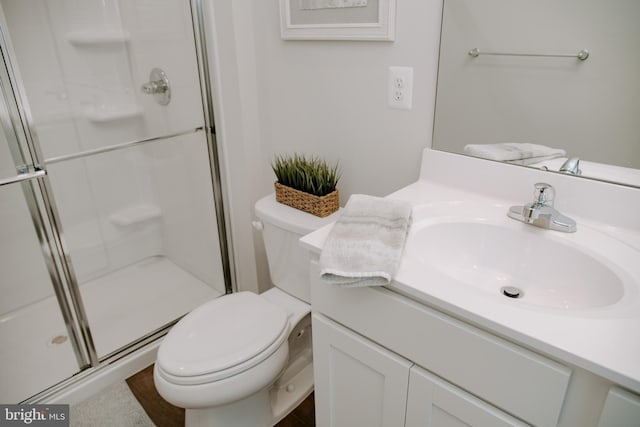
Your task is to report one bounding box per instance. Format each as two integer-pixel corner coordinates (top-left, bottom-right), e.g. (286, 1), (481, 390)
(533, 182), (554, 206)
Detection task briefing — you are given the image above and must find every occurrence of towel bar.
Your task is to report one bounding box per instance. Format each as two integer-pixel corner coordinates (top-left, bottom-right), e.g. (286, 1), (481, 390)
(468, 47), (589, 61)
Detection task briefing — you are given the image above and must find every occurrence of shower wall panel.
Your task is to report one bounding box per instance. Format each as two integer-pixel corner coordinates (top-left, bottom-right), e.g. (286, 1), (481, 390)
(46, 151), (161, 283)
(44, 131), (225, 293)
(2, 0), (204, 159)
(152, 132), (225, 291)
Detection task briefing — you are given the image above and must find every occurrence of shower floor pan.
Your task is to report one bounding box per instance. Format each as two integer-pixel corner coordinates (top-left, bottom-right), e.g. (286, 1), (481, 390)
(0, 256), (220, 403)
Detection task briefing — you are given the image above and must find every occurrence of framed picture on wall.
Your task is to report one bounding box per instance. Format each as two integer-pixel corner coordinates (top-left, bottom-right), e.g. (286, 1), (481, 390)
(279, 0), (396, 41)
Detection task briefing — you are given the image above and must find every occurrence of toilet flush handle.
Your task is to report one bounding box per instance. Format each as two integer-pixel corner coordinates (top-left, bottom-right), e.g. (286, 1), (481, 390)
(252, 220), (264, 231)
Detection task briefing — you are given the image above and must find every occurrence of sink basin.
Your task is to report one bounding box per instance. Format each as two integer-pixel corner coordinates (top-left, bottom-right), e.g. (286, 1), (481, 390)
(402, 217), (632, 310)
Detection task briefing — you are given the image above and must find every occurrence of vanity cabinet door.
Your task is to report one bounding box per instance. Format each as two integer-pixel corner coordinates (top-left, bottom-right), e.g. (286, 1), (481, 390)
(597, 387), (640, 427)
(312, 313), (412, 427)
(406, 365), (528, 427)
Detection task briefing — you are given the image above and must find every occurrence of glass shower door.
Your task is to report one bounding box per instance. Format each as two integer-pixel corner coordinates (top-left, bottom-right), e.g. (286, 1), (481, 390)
(1, 0), (228, 379)
(0, 64), (84, 402)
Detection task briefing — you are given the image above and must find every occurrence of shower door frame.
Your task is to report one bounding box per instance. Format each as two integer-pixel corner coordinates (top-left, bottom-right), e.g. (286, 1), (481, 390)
(0, 0), (235, 403)
(192, 0), (236, 297)
(0, 25), (98, 371)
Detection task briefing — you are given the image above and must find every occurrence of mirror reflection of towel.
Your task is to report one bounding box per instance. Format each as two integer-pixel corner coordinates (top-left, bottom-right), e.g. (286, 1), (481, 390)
(320, 194), (412, 287)
(464, 143), (566, 165)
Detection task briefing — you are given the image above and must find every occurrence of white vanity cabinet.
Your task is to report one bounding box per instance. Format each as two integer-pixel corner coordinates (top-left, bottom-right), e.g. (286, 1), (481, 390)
(597, 387), (640, 427)
(310, 262), (575, 427)
(312, 314), (411, 427)
(310, 259), (640, 426)
(313, 311), (527, 427)
(406, 365), (527, 427)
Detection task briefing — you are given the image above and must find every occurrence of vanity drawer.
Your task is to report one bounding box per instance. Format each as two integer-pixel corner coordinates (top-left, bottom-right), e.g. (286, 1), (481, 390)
(310, 262), (571, 427)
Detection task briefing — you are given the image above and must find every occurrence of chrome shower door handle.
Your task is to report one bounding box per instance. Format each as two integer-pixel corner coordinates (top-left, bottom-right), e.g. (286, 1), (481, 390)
(141, 68), (171, 105)
(0, 166), (46, 187)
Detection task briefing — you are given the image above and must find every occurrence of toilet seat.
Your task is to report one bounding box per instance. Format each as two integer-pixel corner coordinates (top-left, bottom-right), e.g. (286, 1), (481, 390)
(156, 292), (289, 386)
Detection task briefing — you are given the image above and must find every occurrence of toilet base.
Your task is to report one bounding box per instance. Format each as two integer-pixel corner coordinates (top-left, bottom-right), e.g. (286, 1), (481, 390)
(184, 358), (314, 427)
(271, 353), (314, 424)
(186, 388), (271, 427)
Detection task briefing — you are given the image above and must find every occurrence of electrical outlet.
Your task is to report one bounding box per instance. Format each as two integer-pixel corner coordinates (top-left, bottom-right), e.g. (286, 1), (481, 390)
(388, 66), (413, 110)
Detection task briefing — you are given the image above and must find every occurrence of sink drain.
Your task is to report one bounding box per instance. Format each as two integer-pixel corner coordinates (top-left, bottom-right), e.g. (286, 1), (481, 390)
(501, 286), (523, 299)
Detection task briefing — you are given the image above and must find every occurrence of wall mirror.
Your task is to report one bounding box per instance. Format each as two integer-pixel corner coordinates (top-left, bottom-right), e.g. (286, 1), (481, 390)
(432, 0), (640, 188)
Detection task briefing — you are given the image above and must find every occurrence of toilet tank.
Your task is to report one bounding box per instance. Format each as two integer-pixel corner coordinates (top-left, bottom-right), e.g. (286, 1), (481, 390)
(254, 194), (341, 303)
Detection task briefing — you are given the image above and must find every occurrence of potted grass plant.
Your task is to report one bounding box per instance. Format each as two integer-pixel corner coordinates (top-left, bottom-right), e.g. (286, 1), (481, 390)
(272, 153), (341, 217)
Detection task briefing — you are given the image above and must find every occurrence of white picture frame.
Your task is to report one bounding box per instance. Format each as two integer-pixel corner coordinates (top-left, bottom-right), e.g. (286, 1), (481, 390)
(279, 0), (396, 41)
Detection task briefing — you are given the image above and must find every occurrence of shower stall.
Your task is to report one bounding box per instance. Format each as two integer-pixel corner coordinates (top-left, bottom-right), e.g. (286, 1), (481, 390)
(0, 0), (232, 403)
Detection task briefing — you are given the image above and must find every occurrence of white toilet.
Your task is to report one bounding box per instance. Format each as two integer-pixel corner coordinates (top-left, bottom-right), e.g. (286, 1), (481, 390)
(154, 193), (340, 426)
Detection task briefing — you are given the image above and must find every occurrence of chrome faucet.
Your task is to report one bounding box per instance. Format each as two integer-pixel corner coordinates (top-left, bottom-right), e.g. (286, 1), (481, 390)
(559, 157), (581, 175)
(507, 183), (577, 232)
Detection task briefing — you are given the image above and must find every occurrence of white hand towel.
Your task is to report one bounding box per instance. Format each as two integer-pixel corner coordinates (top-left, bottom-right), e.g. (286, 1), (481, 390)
(319, 194), (412, 287)
(464, 143), (566, 163)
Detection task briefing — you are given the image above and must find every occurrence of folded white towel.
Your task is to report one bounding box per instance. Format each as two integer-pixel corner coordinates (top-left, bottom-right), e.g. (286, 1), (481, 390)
(319, 194), (412, 287)
(464, 143), (566, 164)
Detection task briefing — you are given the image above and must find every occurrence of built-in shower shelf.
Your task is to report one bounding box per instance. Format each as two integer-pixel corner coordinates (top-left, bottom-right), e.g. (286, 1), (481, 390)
(110, 204), (162, 227)
(66, 31), (131, 46)
(84, 105), (142, 123)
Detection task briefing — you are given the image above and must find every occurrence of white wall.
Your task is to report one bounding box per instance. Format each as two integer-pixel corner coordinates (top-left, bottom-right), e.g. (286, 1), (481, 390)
(252, 0), (442, 199)
(204, 1), (264, 293)
(206, 0), (443, 292)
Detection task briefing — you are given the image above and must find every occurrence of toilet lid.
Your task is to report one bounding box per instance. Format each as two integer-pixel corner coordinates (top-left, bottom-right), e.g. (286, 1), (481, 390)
(157, 292), (289, 379)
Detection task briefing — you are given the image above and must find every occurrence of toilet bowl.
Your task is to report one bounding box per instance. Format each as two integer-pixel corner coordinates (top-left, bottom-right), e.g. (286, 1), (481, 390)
(154, 194), (341, 426)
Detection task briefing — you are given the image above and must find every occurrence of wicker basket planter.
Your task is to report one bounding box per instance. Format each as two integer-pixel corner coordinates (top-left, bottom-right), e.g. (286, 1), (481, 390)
(274, 182), (339, 217)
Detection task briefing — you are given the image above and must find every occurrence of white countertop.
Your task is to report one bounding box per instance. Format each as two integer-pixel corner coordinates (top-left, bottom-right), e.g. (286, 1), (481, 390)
(300, 149), (640, 394)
